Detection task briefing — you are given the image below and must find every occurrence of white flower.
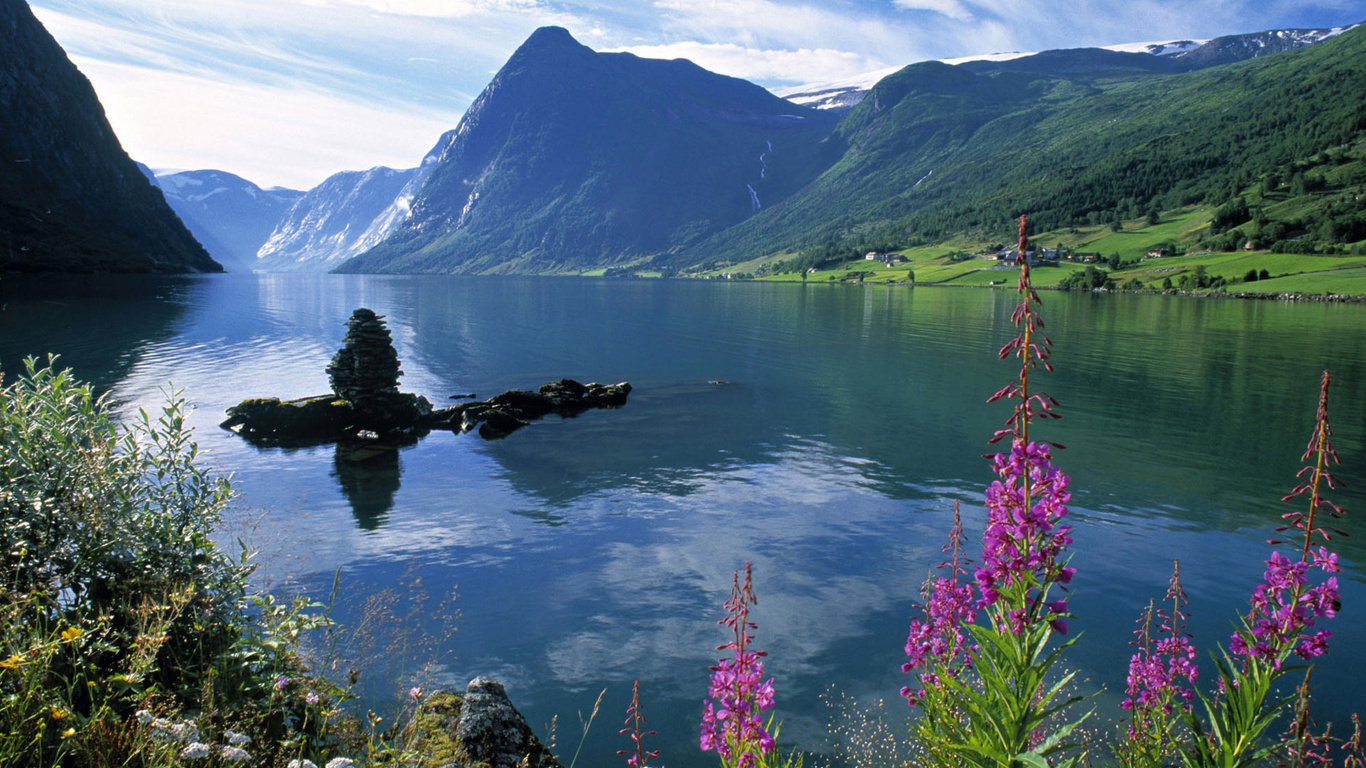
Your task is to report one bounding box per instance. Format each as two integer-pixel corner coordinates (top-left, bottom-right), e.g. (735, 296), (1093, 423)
(324, 759), (356, 768)
(179, 742), (211, 760)
(217, 745), (252, 763)
(286, 761), (318, 768)
(134, 709), (153, 724)
(169, 722), (200, 744)
(224, 730), (251, 746)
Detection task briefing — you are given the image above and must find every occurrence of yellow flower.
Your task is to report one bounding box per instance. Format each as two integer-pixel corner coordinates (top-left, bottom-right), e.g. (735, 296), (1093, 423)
(0, 654), (23, 670)
(60, 627), (84, 642)
(61, 728), (76, 739)
(50, 707), (69, 720)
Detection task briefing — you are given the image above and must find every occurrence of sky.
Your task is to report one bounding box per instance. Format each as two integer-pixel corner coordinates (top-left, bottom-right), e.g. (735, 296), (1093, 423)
(28, 0), (1366, 191)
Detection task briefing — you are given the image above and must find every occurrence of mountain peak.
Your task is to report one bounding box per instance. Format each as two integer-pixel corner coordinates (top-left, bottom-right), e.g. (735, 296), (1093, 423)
(519, 26), (581, 52)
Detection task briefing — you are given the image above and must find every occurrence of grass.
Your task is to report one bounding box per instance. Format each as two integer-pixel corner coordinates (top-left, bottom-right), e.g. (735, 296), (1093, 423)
(731, 200), (1366, 297)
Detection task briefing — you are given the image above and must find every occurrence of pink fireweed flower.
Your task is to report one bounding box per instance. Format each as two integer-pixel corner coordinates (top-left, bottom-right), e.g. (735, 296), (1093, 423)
(902, 502), (978, 706)
(975, 438), (1074, 629)
(1122, 562), (1198, 726)
(1233, 371), (1346, 666)
(700, 563), (775, 767)
(619, 680), (662, 768)
(1230, 551), (1341, 666)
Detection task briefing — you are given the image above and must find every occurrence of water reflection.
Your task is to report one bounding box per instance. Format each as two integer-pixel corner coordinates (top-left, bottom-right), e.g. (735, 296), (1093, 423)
(5, 274), (1366, 768)
(0, 275), (196, 392)
(332, 440), (406, 531)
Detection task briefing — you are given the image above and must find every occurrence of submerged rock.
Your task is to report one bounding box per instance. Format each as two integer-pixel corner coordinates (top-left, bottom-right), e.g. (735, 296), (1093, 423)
(220, 391), (432, 446)
(406, 678), (562, 768)
(428, 378), (632, 439)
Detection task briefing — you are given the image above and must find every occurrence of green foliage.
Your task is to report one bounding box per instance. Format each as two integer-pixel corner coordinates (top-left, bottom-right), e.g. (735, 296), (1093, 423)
(1058, 266), (1113, 291)
(1180, 653), (1298, 768)
(0, 357), (241, 765)
(913, 623), (1089, 768)
(687, 27), (1366, 269)
(0, 358), (408, 768)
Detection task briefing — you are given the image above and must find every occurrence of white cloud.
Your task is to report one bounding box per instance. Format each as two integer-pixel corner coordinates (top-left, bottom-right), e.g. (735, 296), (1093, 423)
(892, 0), (973, 21)
(321, 0), (540, 16)
(74, 58), (462, 190)
(613, 41), (874, 86)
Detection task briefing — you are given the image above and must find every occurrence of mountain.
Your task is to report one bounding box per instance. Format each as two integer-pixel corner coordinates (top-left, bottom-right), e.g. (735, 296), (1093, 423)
(1171, 25), (1358, 69)
(681, 23), (1366, 265)
(339, 26), (839, 274)
(254, 154), (437, 272)
(0, 0), (218, 273)
(776, 27), (1351, 117)
(150, 170), (302, 272)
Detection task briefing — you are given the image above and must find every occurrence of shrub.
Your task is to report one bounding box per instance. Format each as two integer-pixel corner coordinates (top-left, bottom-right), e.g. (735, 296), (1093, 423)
(0, 357), (244, 765)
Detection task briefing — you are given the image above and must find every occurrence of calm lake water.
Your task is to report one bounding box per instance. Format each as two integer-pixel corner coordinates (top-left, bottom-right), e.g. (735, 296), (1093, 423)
(2, 274), (1363, 764)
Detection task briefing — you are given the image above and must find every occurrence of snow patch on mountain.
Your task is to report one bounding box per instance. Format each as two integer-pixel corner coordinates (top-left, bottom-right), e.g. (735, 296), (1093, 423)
(152, 169), (302, 273)
(776, 25), (1355, 110)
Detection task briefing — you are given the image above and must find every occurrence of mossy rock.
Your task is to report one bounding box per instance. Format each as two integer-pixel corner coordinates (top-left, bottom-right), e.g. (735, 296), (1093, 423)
(405, 679), (562, 768)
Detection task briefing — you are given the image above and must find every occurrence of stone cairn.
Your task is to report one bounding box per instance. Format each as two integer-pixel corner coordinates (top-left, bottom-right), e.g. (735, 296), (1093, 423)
(326, 308), (403, 409)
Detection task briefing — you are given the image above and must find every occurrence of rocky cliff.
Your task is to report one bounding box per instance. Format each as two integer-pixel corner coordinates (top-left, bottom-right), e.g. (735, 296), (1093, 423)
(0, 0), (218, 273)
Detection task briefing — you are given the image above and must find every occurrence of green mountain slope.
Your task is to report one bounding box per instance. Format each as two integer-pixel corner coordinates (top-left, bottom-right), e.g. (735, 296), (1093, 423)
(683, 25), (1366, 266)
(340, 27), (839, 274)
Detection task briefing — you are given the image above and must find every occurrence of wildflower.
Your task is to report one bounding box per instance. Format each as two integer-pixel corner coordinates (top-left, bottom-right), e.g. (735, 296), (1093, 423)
(902, 501), (977, 706)
(1121, 562), (1198, 732)
(324, 758), (356, 768)
(286, 761), (318, 768)
(218, 745), (252, 762)
(700, 563), (776, 768)
(306, 691), (321, 705)
(225, 730), (251, 746)
(180, 743), (212, 760)
(1, 653), (23, 670)
(1232, 371), (1345, 666)
(50, 707), (69, 720)
(974, 438), (1074, 626)
(409, 686), (422, 700)
(168, 721), (201, 744)
(275, 674), (291, 691)
(61, 728), (76, 739)
(618, 680), (662, 768)
(60, 626), (84, 642)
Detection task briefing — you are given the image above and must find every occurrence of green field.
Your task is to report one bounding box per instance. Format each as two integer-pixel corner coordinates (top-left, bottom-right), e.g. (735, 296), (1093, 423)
(730, 201), (1366, 296)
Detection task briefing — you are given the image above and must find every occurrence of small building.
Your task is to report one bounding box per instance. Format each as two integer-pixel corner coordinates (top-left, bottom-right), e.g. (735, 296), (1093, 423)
(865, 251), (879, 260)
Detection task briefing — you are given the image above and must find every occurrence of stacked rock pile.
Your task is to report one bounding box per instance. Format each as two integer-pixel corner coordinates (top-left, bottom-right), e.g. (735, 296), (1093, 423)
(326, 308), (403, 408)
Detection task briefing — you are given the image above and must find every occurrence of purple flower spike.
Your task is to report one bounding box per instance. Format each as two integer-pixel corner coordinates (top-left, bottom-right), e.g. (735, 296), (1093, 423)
(1232, 371), (1346, 664)
(701, 563), (775, 764)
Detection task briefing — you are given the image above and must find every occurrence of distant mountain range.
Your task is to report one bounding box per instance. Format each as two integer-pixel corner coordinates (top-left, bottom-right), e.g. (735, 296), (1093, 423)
(4, 0), (1360, 275)
(0, 0), (217, 273)
(777, 26), (1354, 114)
(143, 168), (302, 273)
(339, 22), (1363, 275)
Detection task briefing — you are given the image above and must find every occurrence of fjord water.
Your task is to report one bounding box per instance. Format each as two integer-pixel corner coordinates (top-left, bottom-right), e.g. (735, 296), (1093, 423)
(2, 274), (1364, 763)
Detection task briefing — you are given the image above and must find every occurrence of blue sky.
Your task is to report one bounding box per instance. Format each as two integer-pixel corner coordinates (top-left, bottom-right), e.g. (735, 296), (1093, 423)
(29, 0), (1366, 190)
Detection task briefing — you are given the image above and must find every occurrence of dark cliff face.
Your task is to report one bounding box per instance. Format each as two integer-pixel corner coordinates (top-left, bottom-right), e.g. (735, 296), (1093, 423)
(0, 0), (220, 273)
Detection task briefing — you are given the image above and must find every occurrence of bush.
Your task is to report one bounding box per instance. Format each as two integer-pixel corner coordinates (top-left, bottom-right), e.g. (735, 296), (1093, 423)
(0, 358), (252, 762)
(1058, 266), (1113, 292)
